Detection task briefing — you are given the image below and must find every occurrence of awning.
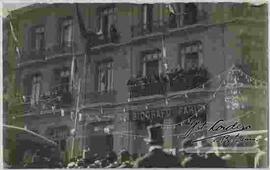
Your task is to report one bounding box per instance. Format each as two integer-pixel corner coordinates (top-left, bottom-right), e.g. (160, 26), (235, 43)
(3, 124), (57, 146)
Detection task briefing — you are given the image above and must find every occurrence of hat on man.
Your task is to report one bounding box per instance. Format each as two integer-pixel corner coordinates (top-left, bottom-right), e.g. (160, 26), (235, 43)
(144, 124), (164, 145)
(119, 149), (130, 162)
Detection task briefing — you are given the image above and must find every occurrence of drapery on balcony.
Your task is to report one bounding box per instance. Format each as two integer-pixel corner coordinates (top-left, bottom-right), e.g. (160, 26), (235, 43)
(127, 66), (209, 98)
(21, 83), (73, 114)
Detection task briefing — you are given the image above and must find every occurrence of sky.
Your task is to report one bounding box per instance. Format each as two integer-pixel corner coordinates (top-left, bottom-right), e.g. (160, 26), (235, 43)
(1, 0), (266, 17)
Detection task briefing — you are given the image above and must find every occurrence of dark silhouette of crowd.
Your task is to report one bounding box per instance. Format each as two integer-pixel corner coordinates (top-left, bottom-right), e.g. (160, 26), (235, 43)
(127, 65), (209, 97)
(23, 149), (64, 168)
(66, 150), (135, 168)
(14, 124), (267, 169)
(63, 125), (267, 169)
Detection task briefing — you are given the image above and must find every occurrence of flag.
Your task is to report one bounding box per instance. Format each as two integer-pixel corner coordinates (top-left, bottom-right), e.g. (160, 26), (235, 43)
(166, 4), (176, 15)
(161, 35), (168, 73)
(70, 55), (78, 91)
(8, 12), (21, 59)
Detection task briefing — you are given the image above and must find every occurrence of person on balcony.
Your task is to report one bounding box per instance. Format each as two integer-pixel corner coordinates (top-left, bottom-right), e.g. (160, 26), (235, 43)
(75, 4), (102, 52)
(110, 24), (119, 43)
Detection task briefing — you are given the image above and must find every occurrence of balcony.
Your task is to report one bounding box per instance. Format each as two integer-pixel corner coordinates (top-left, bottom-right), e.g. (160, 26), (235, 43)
(45, 42), (77, 57)
(84, 90), (117, 104)
(19, 48), (46, 63)
(21, 83), (73, 115)
(18, 42), (77, 65)
(127, 80), (167, 98)
(131, 10), (207, 38)
(127, 67), (209, 98)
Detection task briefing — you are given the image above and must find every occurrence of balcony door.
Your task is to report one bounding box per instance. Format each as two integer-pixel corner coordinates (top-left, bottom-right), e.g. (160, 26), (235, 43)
(98, 6), (117, 40)
(59, 17), (73, 48)
(185, 52), (199, 70)
(146, 60), (159, 78)
(142, 51), (162, 78)
(179, 41), (203, 70)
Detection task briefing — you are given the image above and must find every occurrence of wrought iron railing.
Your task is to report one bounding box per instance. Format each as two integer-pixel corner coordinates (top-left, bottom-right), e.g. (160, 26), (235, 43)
(19, 42), (77, 64)
(127, 67), (209, 98)
(21, 83), (73, 114)
(20, 48), (46, 63)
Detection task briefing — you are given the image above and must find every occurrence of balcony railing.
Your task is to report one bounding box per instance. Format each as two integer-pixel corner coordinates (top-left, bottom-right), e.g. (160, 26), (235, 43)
(19, 42), (77, 64)
(20, 48), (46, 63)
(127, 67), (209, 98)
(131, 11), (208, 38)
(45, 42), (78, 56)
(21, 83), (73, 114)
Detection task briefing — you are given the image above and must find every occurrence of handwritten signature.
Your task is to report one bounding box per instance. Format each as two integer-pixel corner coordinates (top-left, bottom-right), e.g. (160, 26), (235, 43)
(184, 119), (252, 143)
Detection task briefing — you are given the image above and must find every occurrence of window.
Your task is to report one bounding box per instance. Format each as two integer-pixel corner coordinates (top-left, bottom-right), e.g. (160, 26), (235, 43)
(179, 42), (203, 70)
(59, 69), (70, 93)
(142, 4), (153, 31)
(97, 61), (113, 93)
(98, 6), (117, 40)
(183, 3), (197, 25)
(30, 74), (42, 106)
(32, 26), (45, 50)
(142, 51), (162, 77)
(60, 18), (73, 47)
(53, 68), (70, 95)
(158, 4), (164, 26)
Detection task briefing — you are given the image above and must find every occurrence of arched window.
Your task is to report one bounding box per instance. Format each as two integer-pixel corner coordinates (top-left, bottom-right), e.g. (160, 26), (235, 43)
(183, 3), (197, 25)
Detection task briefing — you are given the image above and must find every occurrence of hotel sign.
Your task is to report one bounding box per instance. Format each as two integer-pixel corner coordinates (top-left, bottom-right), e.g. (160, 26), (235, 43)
(129, 103), (207, 122)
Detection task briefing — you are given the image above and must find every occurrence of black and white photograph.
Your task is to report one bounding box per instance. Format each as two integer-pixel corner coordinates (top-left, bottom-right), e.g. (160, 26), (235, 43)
(1, 1), (269, 168)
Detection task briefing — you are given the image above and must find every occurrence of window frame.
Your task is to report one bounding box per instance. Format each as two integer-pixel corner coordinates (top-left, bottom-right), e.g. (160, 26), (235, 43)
(97, 5), (117, 39)
(31, 25), (45, 51)
(96, 59), (114, 93)
(141, 49), (162, 77)
(59, 17), (73, 48)
(179, 41), (203, 70)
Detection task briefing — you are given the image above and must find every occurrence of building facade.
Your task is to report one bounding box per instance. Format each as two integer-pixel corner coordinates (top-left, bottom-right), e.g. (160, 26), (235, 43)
(5, 2), (267, 164)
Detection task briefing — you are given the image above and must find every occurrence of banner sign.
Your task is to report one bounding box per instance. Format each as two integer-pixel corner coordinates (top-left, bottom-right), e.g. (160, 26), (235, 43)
(129, 103), (207, 122)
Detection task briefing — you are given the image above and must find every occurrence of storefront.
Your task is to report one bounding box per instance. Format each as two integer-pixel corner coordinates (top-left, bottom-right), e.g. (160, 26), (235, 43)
(128, 102), (208, 155)
(83, 119), (114, 157)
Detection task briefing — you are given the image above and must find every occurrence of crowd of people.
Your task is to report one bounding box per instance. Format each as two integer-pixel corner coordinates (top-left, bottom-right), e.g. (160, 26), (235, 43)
(64, 124), (267, 168)
(14, 124), (266, 168)
(127, 65), (209, 96)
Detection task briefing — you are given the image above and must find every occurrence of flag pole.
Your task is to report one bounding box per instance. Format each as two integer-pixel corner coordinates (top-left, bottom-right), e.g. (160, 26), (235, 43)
(71, 78), (81, 158)
(8, 10), (21, 59)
